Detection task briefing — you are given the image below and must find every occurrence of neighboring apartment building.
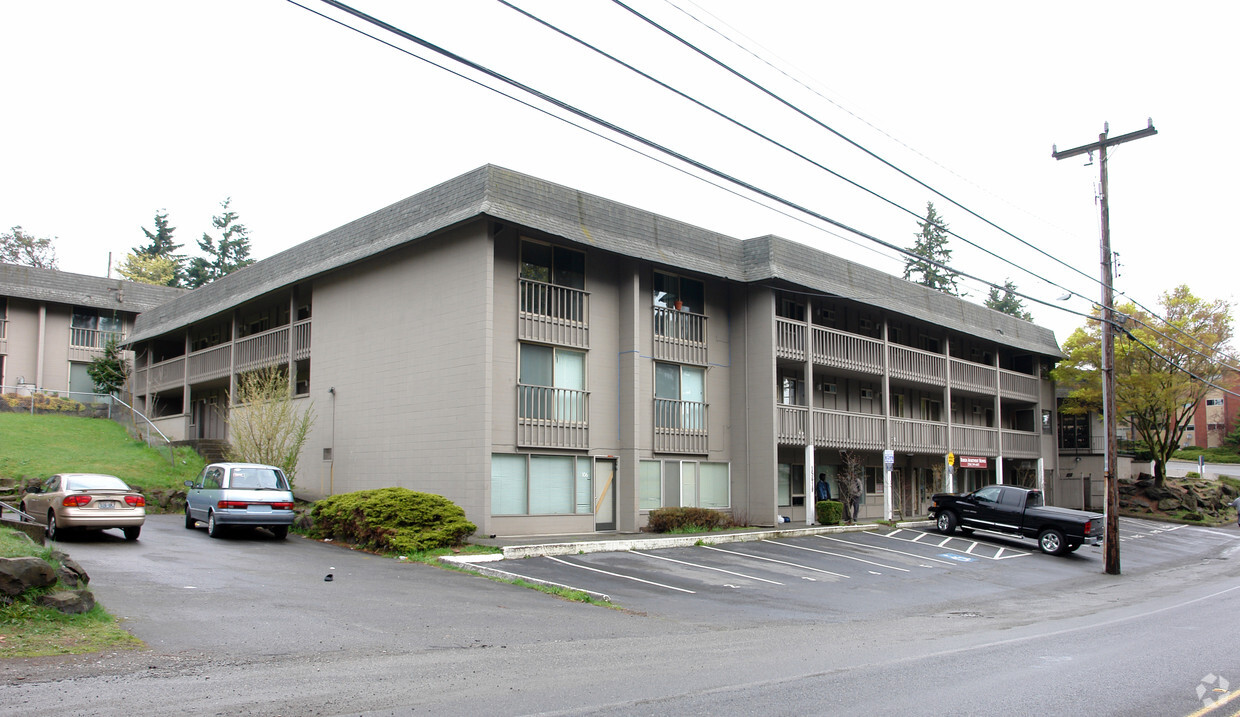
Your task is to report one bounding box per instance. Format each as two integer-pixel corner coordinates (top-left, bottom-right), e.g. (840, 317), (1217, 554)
(0, 263), (185, 398)
(124, 166), (1064, 537)
(1181, 371), (1240, 449)
(1054, 389), (1137, 510)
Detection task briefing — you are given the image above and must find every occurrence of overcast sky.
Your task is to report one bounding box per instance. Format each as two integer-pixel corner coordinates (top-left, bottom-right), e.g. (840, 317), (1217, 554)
(3, 0), (1236, 347)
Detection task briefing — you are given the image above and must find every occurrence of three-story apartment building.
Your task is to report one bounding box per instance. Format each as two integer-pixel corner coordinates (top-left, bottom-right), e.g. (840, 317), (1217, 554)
(0, 263), (185, 398)
(125, 166), (1064, 537)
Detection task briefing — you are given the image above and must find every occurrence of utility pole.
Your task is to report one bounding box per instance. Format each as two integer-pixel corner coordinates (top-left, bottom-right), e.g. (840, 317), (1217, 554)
(1053, 119), (1157, 576)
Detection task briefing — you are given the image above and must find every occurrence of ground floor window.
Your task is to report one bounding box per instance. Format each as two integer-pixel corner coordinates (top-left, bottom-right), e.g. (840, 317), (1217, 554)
(491, 453), (593, 516)
(639, 460), (662, 510)
(679, 461), (729, 509)
(777, 463), (805, 507)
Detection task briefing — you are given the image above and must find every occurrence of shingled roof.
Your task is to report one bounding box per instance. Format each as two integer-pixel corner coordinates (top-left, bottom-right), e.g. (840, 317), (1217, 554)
(0, 263), (187, 313)
(128, 165), (1062, 356)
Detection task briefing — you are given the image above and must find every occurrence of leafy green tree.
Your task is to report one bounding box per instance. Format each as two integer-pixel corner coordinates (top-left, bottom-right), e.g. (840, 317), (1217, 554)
(985, 279), (1033, 321)
(87, 335), (130, 395)
(226, 366), (315, 489)
(1053, 285), (1234, 487)
(903, 202), (958, 294)
(134, 210), (184, 286)
(1, 226), (59, 268)
(116, 252), (180, 286)
(186, 198), (255, 288)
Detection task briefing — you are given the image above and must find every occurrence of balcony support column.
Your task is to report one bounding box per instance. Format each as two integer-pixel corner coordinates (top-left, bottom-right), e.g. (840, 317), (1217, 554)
(881, 319), (893, 521)
(994, 351), (1004, 485)
(803, 299), (815, 525)
(944, 335), (955, 493)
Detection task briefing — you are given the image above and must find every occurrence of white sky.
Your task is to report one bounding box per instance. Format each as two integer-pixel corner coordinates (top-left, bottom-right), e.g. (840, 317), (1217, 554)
(3, 0), (1236, 347)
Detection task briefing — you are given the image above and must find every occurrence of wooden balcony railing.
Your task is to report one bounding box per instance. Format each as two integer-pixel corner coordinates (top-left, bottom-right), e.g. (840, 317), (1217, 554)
(890, 417), (948, 453)
(1002, 429), (1041, 457)
(69, 327), (122, 349)
(810, 324), (883, 375)
(777, 405), (808, 444)
(516, 385), (589, 449)
(235, 325), (290, 373)
(812, 409), (885, 451)
(776, 319), (806, 361)
(188, 344), (232, 383)
(950, 358), (997, 394)
(1000, 369), (1040, 403)
(519, 279), (589, 349)
(653, 307), (707, 365)
(888, 344), (946, 387)
(653, 397), (708, 453)
(147, 357), (186, 393)
(951, 425), (999, 456)
(294, 319), (312, 360)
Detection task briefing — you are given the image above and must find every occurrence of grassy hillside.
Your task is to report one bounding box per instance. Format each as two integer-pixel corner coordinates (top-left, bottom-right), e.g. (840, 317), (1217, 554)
(0, 413), (203, 490)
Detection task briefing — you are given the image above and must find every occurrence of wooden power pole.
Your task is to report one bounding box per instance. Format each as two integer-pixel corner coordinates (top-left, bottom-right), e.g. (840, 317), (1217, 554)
(1053, 119), (1157, 576)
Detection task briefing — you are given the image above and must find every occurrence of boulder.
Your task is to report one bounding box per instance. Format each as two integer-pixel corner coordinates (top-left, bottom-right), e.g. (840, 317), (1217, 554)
(0, 556), (56, 596)
(1157, 497), (1181, 511)
(51, 551), (90, 587)
(38, 589), (95, 615)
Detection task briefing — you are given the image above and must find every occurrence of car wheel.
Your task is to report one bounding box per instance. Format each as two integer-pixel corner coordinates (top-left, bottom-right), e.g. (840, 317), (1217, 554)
(269, 525), (289, 540)
(46, 511), (60, 540)
(1039, 528), (1067, 555)
(207, 511), (224, 539)
(185, 506), (197, 529)
(935, 510), (957, 535)
(123, 526), (141, 541)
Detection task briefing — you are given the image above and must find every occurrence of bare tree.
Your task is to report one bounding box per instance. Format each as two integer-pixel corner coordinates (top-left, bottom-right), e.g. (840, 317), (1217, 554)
(226, 367), (315, 489)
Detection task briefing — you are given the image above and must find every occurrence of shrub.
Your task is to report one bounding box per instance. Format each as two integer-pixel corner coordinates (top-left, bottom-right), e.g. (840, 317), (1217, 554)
(816, 500), (843, 525)
(311, 487), (476, 554)
(646, 506), (732, 533)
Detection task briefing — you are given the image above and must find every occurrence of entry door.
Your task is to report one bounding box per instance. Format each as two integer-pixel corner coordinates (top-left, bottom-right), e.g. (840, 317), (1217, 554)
(594, 459), (617, 531)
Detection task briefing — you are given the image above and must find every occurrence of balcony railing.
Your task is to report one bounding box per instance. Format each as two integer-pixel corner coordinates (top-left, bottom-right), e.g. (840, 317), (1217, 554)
(519, 279), (589, 349)
(147, 357), (186, 393)
(810, 324), (883, 375)
(890, 417), (948, 453)
(1002, 429), (1041, 458)
(1000, 369), (1040, 403)
(235, 325), (290, 373)
(777, 405), (808, 444)
(69, 327), (122, 349)
(188, 343), (232, 384)
(654, 397), (708, 453)
(888, 344), (946, 387)
(294, 319), (312, 360)
(776, 319), (806, 361)
(1059, 433), (1105, 455)
(653, 307), (707, 365)
(516, 385), (589, 449)
(813, 409), (885, 451)
(950, 358), (997, 394)
(951, 425), (999, 456)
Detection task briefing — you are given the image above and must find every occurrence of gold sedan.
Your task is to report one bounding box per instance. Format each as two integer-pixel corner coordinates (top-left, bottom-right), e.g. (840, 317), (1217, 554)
(19, 473), (146, 541)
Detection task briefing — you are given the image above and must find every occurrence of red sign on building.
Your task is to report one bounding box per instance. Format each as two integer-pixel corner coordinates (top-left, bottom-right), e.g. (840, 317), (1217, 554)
(959, 456), (988, 469)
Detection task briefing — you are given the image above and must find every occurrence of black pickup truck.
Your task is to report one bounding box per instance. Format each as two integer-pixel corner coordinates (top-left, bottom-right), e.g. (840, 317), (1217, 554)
(929, 485), (1104, 555)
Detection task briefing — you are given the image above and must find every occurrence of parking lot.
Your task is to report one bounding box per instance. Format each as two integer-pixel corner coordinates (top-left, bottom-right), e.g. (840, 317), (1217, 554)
(480, 518), (1240, 623)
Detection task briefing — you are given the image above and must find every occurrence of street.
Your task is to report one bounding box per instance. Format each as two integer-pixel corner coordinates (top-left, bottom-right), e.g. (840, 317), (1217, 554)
(1, 515), (1238, 716)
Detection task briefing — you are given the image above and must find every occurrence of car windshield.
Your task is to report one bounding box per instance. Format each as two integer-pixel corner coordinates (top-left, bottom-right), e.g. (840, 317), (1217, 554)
(228, 468), (289, 490)
(65, 475), (130, 491)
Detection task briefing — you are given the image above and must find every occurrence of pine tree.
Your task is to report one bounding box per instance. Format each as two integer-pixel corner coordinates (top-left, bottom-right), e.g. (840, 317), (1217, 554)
(186, 198), (256, 288)
(134, 210), (185, 286)
(903, 201), (959, 294)
(985, 279), (1034, 321)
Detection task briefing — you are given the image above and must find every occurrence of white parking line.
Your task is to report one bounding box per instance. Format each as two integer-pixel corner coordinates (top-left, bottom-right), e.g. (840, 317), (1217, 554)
(630, 550), (784, 585)
(544, 556), (696, 594)
(816, 535), (958, 566)
(766, 539), (909, 572)
(700, 545), (850, 578)
(879, 529), (1030, 560)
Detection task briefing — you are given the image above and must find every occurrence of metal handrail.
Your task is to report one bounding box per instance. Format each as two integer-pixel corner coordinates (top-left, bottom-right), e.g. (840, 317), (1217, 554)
(0, 500), (37, 523)
(108, 394), (175, 466)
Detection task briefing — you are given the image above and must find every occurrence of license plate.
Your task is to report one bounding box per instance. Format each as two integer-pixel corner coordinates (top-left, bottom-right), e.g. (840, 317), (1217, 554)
(96, 501), (117, 509)
(248, 504), (272, 512)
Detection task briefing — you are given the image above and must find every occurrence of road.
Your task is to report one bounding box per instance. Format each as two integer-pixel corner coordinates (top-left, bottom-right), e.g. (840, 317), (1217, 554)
(2, 515), (1239, 716)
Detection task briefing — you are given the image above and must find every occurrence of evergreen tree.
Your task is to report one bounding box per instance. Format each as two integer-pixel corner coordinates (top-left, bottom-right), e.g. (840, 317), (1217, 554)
(985, 279), (1034, 321)
(134, 210), (185, 286)
(186, 198), (256, 289)
(87, 335), (130, 395)
(903, 201), (959, 294)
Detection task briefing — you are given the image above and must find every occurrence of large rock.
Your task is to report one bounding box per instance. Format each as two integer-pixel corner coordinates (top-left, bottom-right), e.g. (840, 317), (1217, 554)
(38, 589), (95, 615)
(0, 556), (56, 596)
(51, 551), (90, 587)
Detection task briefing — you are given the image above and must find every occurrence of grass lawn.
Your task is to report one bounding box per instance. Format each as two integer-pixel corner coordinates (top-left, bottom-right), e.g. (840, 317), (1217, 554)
(0, 527), (143, 658)
(0, 413), (203, 491)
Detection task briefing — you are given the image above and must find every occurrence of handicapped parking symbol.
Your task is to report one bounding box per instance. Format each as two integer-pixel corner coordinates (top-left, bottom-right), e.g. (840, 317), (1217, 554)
(939, 553), (976, 562)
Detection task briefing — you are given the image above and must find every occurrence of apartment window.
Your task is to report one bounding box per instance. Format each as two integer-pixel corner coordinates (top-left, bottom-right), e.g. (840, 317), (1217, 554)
(864, 466), (882, 496)
(655, 362), (705, 429)
(779, 375), (805, 406)
(890, 393), (905, 418)
(679, 461), (730, 509)
(778, 297), (805, 321)
(920, 335), (942, 353)
(491, 454), (595, 516)
(653, 271), (704, 313)
(639, 460), (663, 510)
(519, 344), (586, 421)
(1058, 411), (1091, 450)
(1206, 398), (1224, 407)
(521, 240), (585, 289)
(778, 463), (805, 507)
(920, 398), (942, 422)
(70, 307), (122, 347)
